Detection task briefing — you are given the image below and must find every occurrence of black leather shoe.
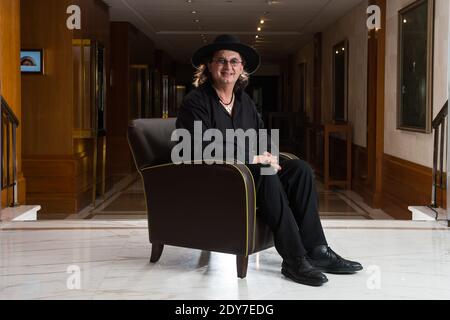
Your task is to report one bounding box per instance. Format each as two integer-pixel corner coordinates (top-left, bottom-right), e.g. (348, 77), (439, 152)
(282, 257), (328, 287)
(307, 245), (363, 274)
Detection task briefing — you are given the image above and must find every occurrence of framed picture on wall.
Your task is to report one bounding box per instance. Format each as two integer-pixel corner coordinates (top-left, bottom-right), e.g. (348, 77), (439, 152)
(20, 49), (44, 74)
(397, 0), (434, 133)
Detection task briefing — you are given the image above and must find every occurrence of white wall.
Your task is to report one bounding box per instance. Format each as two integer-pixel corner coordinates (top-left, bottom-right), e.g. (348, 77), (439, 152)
(321, 0), (369, 148)
(384, 0), (449, 167)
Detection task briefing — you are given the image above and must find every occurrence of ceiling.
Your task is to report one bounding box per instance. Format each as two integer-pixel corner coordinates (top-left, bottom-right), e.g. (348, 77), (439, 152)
(103, 0), (366, 65)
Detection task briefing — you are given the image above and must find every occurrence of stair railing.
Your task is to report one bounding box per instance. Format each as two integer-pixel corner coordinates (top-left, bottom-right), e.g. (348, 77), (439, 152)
(1, 95), (20, 208)
(431, 100), (448, 210)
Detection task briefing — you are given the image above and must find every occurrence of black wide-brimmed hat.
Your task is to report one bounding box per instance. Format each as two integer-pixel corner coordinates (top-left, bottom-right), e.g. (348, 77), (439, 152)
(192, 34), (260, 74)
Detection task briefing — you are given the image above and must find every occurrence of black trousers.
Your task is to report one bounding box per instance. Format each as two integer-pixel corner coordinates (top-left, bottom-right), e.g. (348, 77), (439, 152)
(247, 159), (328, 259)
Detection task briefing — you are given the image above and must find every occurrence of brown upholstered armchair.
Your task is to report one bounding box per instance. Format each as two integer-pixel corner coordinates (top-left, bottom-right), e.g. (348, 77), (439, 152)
(128, 118), (298, 278)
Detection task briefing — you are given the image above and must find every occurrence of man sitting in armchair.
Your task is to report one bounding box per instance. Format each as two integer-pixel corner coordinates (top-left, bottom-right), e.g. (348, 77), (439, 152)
(175, 34), (363, 287)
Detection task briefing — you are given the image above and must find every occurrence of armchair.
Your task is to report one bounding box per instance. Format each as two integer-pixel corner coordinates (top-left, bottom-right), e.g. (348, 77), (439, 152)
(128, 118), (298, 278)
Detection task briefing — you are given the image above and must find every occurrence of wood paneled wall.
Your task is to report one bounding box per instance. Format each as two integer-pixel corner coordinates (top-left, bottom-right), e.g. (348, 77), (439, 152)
(108, 23), (178, 177)
(21, 0), (73, 156)
(322, 137), (369, 198)
(382, 154), (435, 219)
(307, 133), (438, 220)
(109, 22), (135, 176)
(21, 0), (111, 214)
(0, 0), (26, 206)
(109, 22), (158, 176)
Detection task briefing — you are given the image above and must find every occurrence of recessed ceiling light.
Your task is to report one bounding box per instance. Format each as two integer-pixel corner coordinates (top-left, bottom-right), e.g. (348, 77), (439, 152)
(260, 19), (265, 24)
(194, 19), (200, 23)
(257, 27), (261, 31)
(186, 0), (193, 3)
(191, 10), (197, 14)
(255, 35), (259, 39)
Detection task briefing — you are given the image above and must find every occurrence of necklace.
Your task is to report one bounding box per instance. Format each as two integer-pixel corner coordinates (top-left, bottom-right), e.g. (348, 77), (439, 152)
(219, 93), (234, 106)
(219, 94), (234, 115)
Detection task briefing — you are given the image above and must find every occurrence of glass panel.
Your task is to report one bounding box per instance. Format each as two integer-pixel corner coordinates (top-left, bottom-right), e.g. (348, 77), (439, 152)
(83, 44), (92, 130)
(153, 71), (161, 117)
(73, 40), (107, 137)
(333, 40), (348, 122)
(97, 45), (106, 133)
(299, 63), (306, 114)
(73, 42), (82, 130)
(176, 85), (186, 112)
(162, 75), (169, 119)
(73, 39), (93, 135)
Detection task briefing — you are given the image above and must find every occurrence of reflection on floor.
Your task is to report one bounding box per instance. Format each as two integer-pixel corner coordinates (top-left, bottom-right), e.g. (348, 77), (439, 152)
(1, 219), (449, 300)
(74, 175), (392, 221)
(3, 175), (449, 300)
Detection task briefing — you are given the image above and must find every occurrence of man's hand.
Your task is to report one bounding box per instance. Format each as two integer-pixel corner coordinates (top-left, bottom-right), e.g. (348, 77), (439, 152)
(253, 152), (282, 172)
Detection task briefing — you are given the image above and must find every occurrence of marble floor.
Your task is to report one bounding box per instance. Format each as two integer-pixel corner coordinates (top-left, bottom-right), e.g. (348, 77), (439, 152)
(2, 175), (447, 300)
(0, 219), (449, 300)
(71, 175), (393, 221)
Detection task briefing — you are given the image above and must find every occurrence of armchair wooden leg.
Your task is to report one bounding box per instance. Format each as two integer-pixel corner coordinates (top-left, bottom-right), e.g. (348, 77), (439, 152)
(236, 255), (249, 279)
(150, 243), (164, 263)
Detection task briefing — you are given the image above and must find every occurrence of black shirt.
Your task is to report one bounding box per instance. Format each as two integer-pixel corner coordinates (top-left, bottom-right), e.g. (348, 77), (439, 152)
(176, 82), (270, 163)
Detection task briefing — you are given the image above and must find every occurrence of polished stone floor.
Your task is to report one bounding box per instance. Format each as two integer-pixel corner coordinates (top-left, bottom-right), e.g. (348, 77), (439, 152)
(0, 219), (449, 300)
(2, 175), (448, 300)
(72, 175), (392, 221)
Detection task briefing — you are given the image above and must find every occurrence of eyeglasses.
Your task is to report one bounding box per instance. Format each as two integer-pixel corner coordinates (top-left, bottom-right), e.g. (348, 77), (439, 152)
(213, 58), (243, 67)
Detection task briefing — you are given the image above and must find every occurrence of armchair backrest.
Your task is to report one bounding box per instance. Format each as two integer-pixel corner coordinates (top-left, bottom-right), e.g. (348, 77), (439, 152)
(128, 118), (177, 170)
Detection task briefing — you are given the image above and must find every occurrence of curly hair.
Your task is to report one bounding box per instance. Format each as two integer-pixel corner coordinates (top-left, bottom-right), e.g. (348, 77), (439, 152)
(193, 57), (250, 92)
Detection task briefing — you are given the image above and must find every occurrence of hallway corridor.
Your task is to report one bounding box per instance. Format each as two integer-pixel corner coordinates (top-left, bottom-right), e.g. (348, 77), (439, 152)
(1, 0), (449, 303)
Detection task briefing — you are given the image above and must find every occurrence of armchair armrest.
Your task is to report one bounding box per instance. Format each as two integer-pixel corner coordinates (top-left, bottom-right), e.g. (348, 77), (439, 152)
(279, 152), (300, 162)
(140, 163), (257, 256)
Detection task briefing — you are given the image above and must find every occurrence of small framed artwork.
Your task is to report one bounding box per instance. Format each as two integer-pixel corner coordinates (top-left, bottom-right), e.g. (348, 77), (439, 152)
(20, 49), (44, 74)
